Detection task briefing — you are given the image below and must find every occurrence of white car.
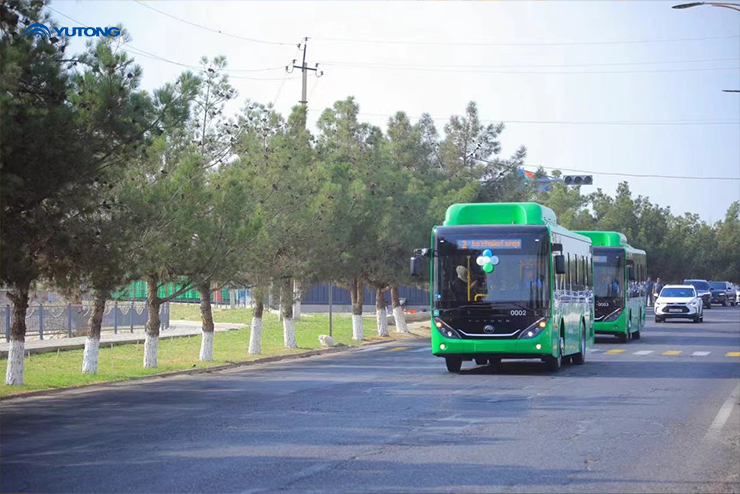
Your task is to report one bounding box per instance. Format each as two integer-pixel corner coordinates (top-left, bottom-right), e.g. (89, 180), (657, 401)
(655, 285), (703, 323)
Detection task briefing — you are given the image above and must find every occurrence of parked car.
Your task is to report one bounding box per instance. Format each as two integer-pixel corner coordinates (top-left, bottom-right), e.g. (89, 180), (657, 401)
(683, 279), (712, 309)
(709, 281), (735, 306)
(655, 285), (703, 323)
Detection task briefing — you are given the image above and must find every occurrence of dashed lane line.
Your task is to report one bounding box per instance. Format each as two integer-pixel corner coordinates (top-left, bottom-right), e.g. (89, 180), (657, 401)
(663, 350), (682, 356)
(605, 349), (625, 354)
(726, 352), (740, 357)
(692, 351), (711, 357)
(633, 350), (654, 355)
(381, 346), (410, 353)
(409, 347), (431, 353)
(706, 383), (740, 441)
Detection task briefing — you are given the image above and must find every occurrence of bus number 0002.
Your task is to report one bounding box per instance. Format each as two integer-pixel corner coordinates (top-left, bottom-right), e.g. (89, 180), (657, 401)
(510, 310), (527, 316)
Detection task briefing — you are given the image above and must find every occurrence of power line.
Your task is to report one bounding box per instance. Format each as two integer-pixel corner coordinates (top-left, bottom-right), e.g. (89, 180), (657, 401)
(521, 164), (740, 181)
(318, 63), (740, 75)
(131, 0), (294, 46)
(312, 34), (740, 47)
(305, 109), (740, 126)
(320, 57), (740, 70)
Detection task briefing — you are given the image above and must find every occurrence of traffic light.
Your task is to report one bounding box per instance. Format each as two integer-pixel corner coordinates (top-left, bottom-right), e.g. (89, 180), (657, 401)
(563, 175), (593, 186)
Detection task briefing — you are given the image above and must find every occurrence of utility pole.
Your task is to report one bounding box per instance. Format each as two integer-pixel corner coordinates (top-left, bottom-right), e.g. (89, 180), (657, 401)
(287, 37), (323, 106)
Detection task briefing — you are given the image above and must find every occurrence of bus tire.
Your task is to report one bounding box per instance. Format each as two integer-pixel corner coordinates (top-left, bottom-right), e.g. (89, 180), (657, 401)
(544, 334), (564, 372)
(571, 323), (587, 365)
(445, 357), (462, 373)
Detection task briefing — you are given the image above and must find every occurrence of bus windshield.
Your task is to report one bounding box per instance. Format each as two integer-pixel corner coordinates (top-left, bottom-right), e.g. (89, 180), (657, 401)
(593, 247), (624, 303)
(434, 228), (550, 312)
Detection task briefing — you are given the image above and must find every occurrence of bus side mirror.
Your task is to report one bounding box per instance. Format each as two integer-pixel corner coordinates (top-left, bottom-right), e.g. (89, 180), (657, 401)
(628, 265), (636, 281)
(555, 254), (566, 275)
(410, 256), (422, 277)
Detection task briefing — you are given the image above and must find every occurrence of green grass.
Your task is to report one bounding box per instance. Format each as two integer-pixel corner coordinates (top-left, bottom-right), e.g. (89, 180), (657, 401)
(0, 307), (386, 398)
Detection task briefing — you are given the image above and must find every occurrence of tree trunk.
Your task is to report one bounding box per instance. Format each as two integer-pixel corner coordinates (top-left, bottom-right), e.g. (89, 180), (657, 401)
(144, 274), (162, 368)
(249, 285), (264, 355)
(5, 281), (30, 385)
(391, 285), (409, 333)
(281, 278), (297, 348)
(82, 290), (107, 374)
(293, 280), (302, 321)
(376, 288), (389, 337)
(198, 281), (215, 361)
(269, 280), (281, 320)
(351, 276), (364, 341)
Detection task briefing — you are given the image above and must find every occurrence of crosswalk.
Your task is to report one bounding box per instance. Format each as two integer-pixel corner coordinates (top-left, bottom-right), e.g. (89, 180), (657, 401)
(589, 348), (740, 357)
(357, 345), (740, 358)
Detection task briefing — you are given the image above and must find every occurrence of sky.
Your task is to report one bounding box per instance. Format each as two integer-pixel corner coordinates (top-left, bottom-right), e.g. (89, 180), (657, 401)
(50, 0), (740, 223)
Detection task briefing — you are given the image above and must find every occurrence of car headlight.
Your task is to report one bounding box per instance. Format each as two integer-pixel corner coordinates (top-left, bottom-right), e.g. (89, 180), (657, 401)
(518, 318), (548, 339)
(434, 318), (461, 339)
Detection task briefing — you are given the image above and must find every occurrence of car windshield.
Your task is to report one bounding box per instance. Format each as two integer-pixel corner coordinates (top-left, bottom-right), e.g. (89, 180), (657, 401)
(709, 282), (727, 290)
(660, 288), (695, 298)
(685, 280), (709, 291)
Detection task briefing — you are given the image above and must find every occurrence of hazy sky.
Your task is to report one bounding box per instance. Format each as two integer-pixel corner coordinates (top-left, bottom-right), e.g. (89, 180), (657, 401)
(52, 1), (740, 222)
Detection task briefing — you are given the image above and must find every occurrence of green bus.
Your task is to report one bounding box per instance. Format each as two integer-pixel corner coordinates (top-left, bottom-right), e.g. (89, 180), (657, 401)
(574, 231), (647, 343)
(411, 202), (594, 373)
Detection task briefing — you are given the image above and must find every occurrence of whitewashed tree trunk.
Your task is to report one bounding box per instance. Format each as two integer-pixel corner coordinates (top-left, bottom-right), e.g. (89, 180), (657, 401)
(82, 337), (100, 374)
(82, 290), (107, 374)
(351, 277), (364, 341)
(200, 332), (214, 361)
(5, 282), (30, 385)
(293, 281), (302, 321)
(376, 287), (389, 337)
(198, 282), (215, 362)
(143, 274), (162, 368)
(144, 334), (158, 368)
(376, 309), (388, 337)
(282, 278), (297, 348)
(5, 340), (25, 385)
(283, 317), (297, 348)
(249, 316), (262, 354)
(352, 314), (364, 341)
(391, 285), (410, 334)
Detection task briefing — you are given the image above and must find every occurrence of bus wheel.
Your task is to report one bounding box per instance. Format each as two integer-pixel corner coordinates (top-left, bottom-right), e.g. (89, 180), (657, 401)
(544, 336), (563, 372)
(445, 357), (462, 373)
(571, 323), (587, 365)
(617, 317), (631, 343)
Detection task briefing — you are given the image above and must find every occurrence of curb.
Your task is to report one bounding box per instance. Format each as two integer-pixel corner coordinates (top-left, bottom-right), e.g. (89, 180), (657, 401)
(0, 326), (244, 359)
(0, 337), (419, 402)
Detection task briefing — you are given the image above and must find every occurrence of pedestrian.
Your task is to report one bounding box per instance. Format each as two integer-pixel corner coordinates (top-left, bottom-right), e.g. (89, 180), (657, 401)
(653, 278), (664, 305)
(646, 277), (654, 307)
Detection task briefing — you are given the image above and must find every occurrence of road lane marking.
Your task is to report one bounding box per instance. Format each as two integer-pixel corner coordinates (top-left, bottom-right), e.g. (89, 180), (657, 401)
(726, 352), (740, 357)
(663, 350), (682, 356)
(633, 350), (653, 355)
(382, 346), (410, 353)
(605, 349), (625, 354)
(691, 351), (711, 357)
(588, 348), (602, 353)
(706, 383), (740, 441)
(355, 346), (386, 353)
(410, 347), (431, 353)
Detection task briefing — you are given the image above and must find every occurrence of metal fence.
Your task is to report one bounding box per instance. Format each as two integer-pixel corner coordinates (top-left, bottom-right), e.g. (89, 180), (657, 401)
(1, 302), (170, 342)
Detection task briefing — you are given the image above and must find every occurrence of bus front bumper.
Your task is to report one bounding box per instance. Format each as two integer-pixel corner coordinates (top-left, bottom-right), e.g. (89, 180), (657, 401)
(594, 312), (627, 335)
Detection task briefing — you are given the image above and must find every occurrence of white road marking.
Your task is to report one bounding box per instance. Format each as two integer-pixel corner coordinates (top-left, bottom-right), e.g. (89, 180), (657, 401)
(410, 347), (431, 353)
(633, 350), (654, 355)
(706, 383), (740, 441)
(692, 351), (711, 357)
(588, 348), (602, 353)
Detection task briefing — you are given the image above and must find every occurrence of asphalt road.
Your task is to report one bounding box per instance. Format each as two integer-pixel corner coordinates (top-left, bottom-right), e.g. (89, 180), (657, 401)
(2, 307), (739, 493)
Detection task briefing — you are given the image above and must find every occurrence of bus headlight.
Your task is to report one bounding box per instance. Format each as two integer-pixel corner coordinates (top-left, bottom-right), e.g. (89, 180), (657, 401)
(434, 318), (461, 339)
(518, 318), (549, 339)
